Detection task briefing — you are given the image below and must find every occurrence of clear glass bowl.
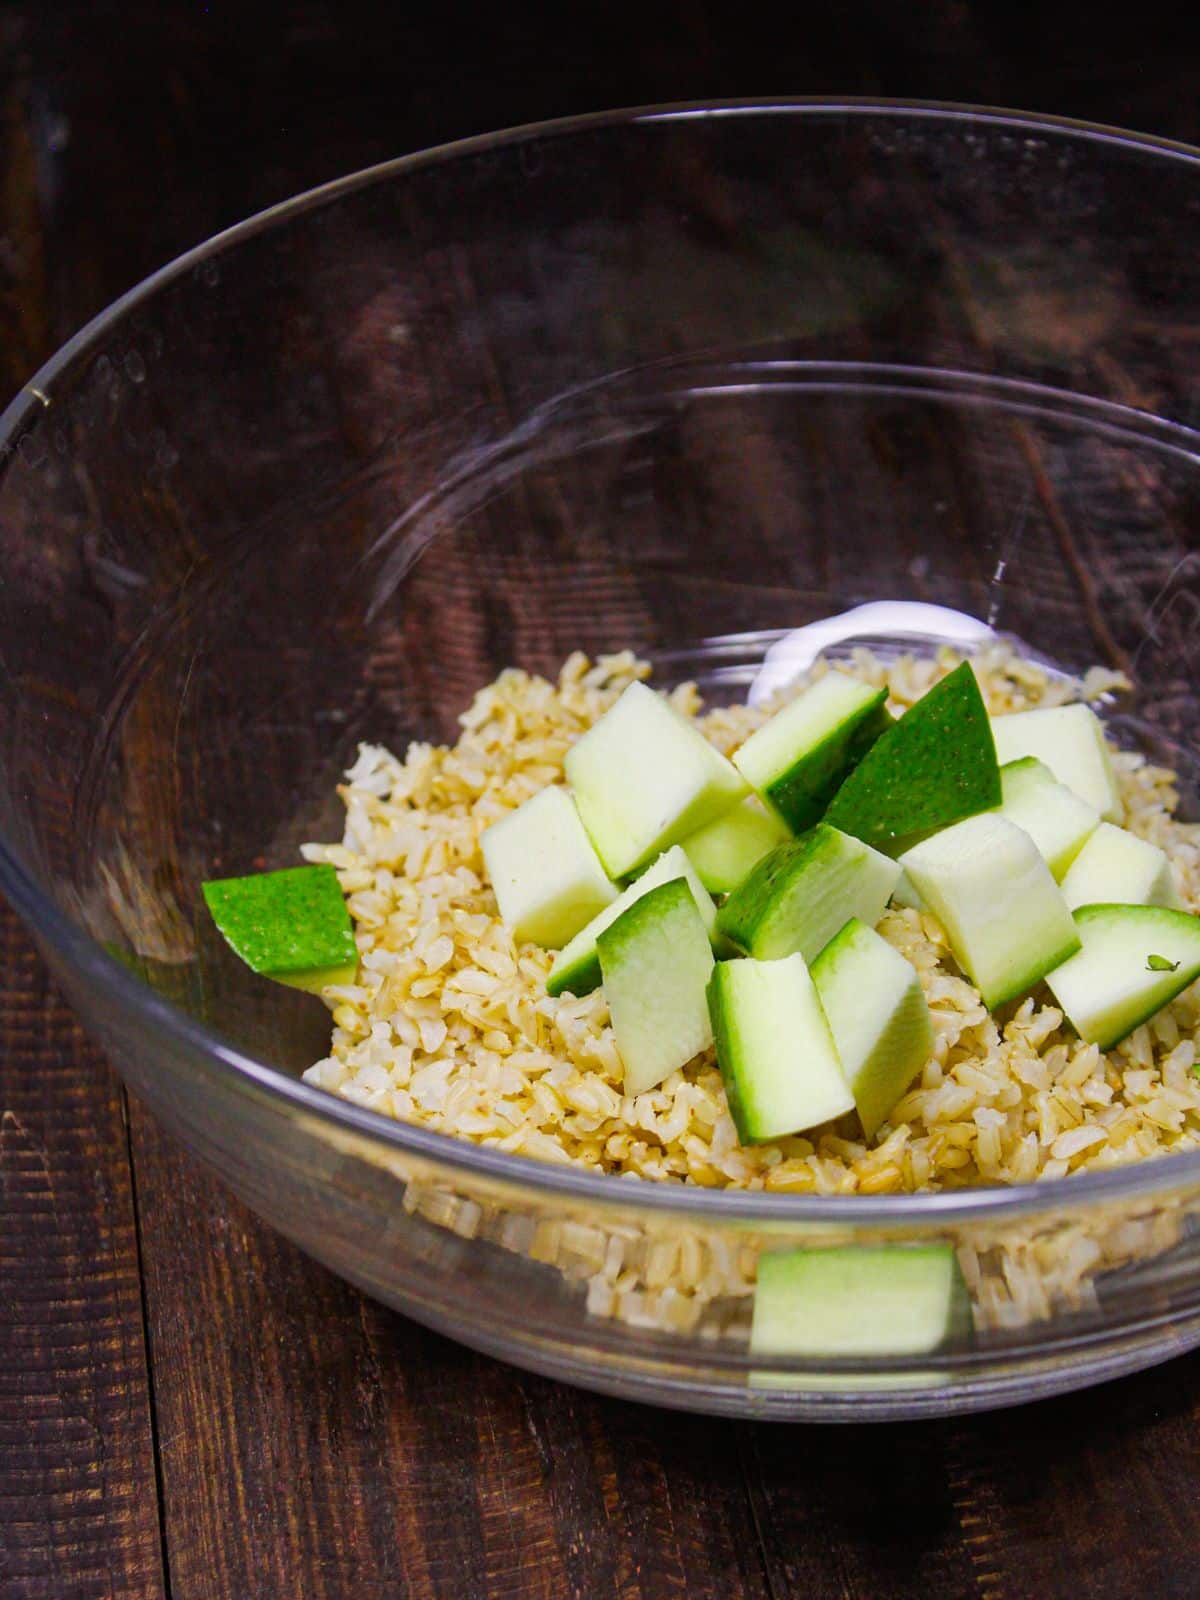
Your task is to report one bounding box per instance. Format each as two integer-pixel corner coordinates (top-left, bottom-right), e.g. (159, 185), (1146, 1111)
(5, 100), (1200, 1419)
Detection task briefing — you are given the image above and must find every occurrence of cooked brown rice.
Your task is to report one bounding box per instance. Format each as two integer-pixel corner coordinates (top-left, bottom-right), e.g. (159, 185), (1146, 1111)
(299, 645), (1200, 1332)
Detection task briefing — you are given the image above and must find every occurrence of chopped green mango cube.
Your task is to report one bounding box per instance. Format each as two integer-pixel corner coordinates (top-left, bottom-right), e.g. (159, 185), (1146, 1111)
(1045, 904), (1200, 1049)
(717, 823), (899, 962)
(996, 757), (1100, 880)
(990, 702), (1122, 823)
(566, 681), (748, 879)
(732, 671), (890, 832)
(824, 662), (1000, 854)
(203, 864), (357, 992)
(811, 918), (934, 1139)
(890, 869), (926, 912)
(1059, 821), (1181, 912)
(708, 953), (852, 1142)
(750, 1245), (972, 1385)
(546, 844), (719, 998)
(481, 785), (617, 949)
(899, 813), (1079, 1008)
(597, 877), (715, 1096)
(680, 798), (790, 895)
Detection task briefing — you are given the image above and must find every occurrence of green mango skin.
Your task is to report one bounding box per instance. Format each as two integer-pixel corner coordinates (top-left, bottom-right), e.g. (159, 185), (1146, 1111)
(716, 823), (899, 963)
(202, 864), (357, 990)
(596, 876), (715, 1097)
(764, 698), (892, 834)
(824, 662), (1001, 855)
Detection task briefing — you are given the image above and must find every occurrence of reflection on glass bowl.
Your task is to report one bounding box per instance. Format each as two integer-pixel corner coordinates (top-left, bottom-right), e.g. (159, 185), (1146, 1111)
(3, 101), (1200, 1416)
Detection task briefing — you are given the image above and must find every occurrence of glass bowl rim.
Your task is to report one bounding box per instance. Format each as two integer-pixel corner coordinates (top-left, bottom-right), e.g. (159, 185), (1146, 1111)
(7, 95), (1200, 1229)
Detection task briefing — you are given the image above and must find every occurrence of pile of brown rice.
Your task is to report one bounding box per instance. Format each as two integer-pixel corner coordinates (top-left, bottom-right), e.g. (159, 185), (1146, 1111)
(299, 646), (1200, 1331)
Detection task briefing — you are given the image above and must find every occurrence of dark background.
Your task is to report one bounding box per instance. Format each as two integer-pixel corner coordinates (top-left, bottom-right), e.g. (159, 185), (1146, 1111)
(5, 1), (1200, 387)
(6, 6), (1200, 1599)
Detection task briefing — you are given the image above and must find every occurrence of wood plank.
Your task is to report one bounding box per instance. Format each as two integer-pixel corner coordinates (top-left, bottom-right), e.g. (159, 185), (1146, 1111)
(0, 50), (166, 1600)
(932, 1358), (1200, 1600)
(11, 11), (1200, 1600)
(743, 1356), (1200, 1600)
(742, 1414), (984, 1600)
(127, 1103), (772, 1600)
(0, 907), (166, 1600)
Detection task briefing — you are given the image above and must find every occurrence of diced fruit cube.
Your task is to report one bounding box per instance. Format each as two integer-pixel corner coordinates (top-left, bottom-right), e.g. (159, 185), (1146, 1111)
(1059, 821), (1181, 912)
(750, 1246), (972, 1374)
(996, 757), (1100, 880)
(811, 918), (934, 1139)
(565, 681), (748, 878)
(202, 864), (358, 992)
(1045, 904), (1200, 1049)
(680, 798), (790, 895)
(890, 869), (926, 912)
(717, 824), (900, 963)
(824, 662), (1000, 854)
(547, 844), (719, 998)
(481, 785), (617, 948)
(732, 671), (890, 832)
(899, 813), (1080, 1008)
(596, 877), (715, 1096)
(707, 954), (853, 1141)
(990, 702), (1122, 822)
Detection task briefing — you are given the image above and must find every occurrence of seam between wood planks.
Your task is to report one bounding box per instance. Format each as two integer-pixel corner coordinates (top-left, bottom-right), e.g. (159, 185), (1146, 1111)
(942, 1425), (1008, 1600)
(122, 1091), (175, 1600)
(733, 1423), (785, 1600)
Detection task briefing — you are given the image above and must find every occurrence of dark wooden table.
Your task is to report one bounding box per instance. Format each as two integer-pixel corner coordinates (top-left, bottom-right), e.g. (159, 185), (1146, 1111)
(7, 8), (1200, 1597)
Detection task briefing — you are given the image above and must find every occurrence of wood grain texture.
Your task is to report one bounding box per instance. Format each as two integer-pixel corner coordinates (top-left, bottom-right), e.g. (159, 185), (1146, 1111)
(126, 1100), (775, 1600)
(0, 50), (166, 1600)
(0, 908), (166, 1600)
(8, 6), (1200, 1599)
